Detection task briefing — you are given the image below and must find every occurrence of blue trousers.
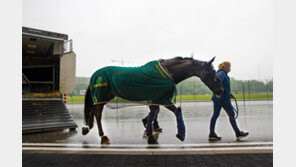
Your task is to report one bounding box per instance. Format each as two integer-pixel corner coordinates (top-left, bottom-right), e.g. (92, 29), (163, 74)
(210, 100), (240, 134)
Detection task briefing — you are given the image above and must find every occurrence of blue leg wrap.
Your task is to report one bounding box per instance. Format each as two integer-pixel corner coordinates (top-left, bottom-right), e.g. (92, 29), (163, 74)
(146, 110), (156, 137)
(144, 108), (159, 126)
(175, 107), (186, 135)
(153, 109), (159, 128)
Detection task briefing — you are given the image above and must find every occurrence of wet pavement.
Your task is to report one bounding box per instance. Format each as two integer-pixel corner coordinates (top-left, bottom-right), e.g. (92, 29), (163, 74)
(22, 100), (273, 145)
(22, 100), (273, 166)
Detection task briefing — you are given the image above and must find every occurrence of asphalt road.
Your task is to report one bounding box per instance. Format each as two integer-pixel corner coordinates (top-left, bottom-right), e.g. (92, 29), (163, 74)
(23, 153), (273, 167)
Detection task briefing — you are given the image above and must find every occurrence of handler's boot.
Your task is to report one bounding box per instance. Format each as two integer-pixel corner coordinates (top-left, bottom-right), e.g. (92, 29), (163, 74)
(209, 133), (222, 141)
(176, 133), (186, 141)
(236, 131), (249, 140)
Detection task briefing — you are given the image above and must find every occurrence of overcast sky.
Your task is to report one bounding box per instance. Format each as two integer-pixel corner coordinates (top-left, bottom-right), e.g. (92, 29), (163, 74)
(22, 0), (273, 80)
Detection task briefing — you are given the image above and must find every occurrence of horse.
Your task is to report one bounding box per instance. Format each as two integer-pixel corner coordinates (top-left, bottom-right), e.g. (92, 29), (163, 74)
(82, 56), (223, 144)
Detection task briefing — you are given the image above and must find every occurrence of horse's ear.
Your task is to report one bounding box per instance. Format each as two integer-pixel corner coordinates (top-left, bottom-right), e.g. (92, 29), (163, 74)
(208, 57), (216, 65)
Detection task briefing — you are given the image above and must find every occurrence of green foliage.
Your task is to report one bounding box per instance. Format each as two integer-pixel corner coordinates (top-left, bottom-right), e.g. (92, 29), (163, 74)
(230, 78), (273, 94)
(70, 77), (90, 95)
(67, 93), (273, 103)
(176, 77), (273, 95)
(69, 76), (273, 97)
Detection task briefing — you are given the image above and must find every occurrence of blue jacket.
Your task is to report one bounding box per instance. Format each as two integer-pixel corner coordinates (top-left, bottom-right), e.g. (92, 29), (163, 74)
(211, 70), (232, 102)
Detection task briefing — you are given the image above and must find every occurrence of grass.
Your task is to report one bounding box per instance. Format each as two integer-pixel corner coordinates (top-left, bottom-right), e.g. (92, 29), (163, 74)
(66, 93), (273, 103)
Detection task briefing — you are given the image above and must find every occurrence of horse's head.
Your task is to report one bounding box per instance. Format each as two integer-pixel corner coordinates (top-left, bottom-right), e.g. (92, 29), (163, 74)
(160, 56), (223, 96)
(196, 57), (223, 96)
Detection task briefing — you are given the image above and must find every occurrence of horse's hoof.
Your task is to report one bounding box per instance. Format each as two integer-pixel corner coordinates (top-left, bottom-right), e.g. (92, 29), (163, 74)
(82, 127), (89, 135)
(143, 130), (148, 138)
(153, 128), (163, 133)
(148, 136), (157, 144)
(101, 136), (110, 144)
(176, 133), (185, 142)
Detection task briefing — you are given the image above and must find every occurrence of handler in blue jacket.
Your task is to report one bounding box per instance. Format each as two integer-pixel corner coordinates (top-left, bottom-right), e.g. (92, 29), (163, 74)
(209, 61), (249, 141)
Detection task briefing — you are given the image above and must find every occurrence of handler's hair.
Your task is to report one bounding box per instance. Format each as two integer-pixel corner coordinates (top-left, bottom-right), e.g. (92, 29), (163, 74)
(218, 61), (231, 70)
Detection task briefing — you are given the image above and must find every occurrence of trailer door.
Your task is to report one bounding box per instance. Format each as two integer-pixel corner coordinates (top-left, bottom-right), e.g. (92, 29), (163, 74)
(60, 51), (76, 94)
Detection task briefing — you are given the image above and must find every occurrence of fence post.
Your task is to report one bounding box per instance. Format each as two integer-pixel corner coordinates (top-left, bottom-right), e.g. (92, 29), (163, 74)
(194, 82), (196, 101)
(116, 96), (118, 125)
(242, 82), (245, 106)
(248, 81), (250, 100)
(266, 80), (269, 100)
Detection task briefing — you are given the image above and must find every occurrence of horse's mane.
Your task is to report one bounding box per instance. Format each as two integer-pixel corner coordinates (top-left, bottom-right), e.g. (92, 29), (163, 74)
(160, 56), (194, 62)
(170, 56), (193, 61)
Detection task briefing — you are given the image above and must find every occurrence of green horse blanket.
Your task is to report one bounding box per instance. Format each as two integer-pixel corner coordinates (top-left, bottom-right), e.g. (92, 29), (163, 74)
(90, 60), (176, 106)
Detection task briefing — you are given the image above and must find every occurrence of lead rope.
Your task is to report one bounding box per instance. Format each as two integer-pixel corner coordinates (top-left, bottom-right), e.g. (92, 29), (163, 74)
(232, 96), (239, 119)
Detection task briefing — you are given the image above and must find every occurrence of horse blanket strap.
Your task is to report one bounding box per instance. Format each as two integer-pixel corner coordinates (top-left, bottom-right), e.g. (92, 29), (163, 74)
(175, 107), (186, 135)
(90, 60), (176, 105)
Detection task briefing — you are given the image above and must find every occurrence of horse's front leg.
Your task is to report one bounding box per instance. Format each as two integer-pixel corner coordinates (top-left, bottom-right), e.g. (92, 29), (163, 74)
(165, 105), (186, 141)
(146, 105), (159, 144)
(94, 103), (110, 144)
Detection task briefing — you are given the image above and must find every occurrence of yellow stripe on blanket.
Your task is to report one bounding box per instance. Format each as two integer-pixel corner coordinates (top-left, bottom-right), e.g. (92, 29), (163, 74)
(94, 83), (107, 88)
(155, 65), (166, 78)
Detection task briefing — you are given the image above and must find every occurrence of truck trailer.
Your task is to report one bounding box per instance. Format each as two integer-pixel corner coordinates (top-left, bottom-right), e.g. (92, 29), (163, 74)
(22, 27), (77, 133)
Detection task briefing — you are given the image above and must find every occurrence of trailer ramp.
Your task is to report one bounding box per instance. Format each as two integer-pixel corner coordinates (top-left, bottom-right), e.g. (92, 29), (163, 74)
(22, 98), (77, 133)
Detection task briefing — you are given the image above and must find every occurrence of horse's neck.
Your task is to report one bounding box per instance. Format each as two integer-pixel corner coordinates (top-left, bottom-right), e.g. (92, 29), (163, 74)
(160, 59), (200, 84)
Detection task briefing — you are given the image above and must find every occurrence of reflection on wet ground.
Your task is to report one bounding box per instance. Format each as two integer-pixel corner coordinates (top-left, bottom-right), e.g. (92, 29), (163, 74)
(23, 100), (273, 145)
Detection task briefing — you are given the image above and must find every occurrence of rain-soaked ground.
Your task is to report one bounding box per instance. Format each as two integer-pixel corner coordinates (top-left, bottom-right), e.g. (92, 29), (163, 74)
(22, 100), (273, 145)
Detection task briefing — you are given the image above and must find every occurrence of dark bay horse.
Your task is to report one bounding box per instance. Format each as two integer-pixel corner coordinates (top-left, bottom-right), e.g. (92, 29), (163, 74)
(82, 57), (223, 144)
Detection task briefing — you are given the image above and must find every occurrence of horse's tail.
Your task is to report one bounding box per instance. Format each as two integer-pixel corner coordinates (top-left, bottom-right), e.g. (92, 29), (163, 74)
(83, 86), (95, 134)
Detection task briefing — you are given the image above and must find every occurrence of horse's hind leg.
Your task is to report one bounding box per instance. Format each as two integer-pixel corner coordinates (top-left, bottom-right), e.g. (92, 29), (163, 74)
(164, 105), (186, 141)
(82, 86), (95, 135)
(146, 105), (159, 144)
(82, 111), (94, 135)
(142, 107), (162, 132)
(94, 103), (110, 144)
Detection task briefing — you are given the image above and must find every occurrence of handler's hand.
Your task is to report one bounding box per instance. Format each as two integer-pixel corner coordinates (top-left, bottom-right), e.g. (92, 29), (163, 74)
(216, 95), (221, 98)
(230, 94), (235, 99)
